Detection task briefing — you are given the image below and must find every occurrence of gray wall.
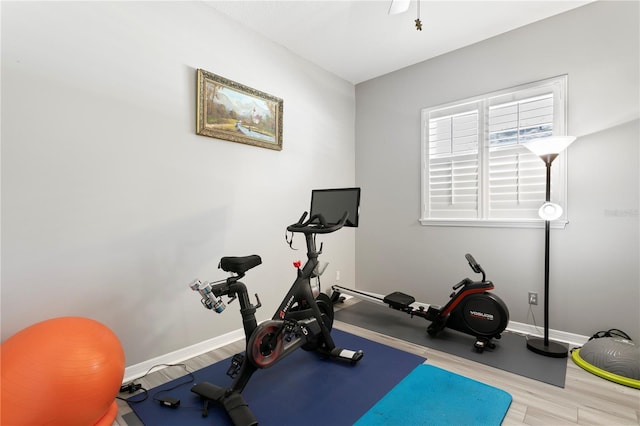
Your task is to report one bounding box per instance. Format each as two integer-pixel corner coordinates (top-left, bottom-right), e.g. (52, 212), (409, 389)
(355, 1), (639, 339)
(2, 1), (638, 371)
(1, 2), (357, 366)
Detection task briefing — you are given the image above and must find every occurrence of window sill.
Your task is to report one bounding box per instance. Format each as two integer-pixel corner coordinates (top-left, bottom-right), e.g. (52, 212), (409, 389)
(419, 218), (568, 229)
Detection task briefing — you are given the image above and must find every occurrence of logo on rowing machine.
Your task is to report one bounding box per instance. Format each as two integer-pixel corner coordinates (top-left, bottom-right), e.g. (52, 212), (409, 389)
(469, 310), (494, 320)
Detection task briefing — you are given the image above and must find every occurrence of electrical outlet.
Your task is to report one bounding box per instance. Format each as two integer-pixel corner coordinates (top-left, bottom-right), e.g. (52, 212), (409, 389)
(528, 292), (538, 305)
(336, 270), (340, 281)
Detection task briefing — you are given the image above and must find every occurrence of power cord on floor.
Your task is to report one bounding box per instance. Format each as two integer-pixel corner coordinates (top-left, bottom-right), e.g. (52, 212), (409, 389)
(117, 382), (148, 403)
(117, 363), (195, 407)
(150, 364), (195, 408)
(526, 303), (544, 337)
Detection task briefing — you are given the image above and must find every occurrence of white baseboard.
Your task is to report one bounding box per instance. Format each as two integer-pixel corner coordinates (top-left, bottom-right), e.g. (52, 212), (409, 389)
(506, 320), (589, 348)
(122, 318), (589, 383)
(123, 328), (244, 383)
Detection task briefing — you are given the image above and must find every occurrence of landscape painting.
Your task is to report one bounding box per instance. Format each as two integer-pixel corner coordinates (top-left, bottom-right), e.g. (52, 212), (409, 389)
(196, 69), (283, 151)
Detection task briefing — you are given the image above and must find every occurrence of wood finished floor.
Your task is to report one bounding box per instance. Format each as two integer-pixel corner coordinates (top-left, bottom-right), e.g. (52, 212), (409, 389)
(114, 300), (640, 425)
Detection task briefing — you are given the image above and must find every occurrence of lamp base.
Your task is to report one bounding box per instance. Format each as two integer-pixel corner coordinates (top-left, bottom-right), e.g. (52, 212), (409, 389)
(526, 337), (568, 358)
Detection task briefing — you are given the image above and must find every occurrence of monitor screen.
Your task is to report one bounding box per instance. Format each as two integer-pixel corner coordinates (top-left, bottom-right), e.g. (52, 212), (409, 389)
(310, 188), (360, 227)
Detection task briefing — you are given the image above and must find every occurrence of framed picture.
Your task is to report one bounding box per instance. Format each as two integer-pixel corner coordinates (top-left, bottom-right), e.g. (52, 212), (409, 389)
(196, 69), (283, 151)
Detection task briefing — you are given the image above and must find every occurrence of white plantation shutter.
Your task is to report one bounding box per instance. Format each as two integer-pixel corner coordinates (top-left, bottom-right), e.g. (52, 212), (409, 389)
(487, 94), (553, 219)
(421, 75), (569, 227)
(428, 109), (479, 218)
(487, 147), (545, 219)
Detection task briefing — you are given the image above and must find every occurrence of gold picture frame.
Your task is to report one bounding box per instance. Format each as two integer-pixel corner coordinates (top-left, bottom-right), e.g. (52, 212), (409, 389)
(196, 69), (283, 151)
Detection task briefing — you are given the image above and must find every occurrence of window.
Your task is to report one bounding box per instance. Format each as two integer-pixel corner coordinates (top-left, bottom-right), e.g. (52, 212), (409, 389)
(420, 75), (569, 228)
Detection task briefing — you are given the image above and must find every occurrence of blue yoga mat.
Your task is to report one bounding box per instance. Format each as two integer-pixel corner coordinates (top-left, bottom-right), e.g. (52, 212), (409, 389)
(128, 329), (426, 425)
(355, 364), (512, 426)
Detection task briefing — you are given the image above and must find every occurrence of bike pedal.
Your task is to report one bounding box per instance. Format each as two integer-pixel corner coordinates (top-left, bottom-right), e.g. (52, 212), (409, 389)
(226, 353), (245, 378)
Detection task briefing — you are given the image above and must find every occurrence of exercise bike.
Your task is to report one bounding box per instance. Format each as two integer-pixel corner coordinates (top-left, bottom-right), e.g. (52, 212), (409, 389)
(331, 253), (509, 353)
(189, 211), (364, 426)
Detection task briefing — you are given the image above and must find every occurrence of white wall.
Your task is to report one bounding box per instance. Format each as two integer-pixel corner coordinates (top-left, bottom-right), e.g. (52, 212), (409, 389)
(355, 1), (639, 339)
(1, 1), (356, 366)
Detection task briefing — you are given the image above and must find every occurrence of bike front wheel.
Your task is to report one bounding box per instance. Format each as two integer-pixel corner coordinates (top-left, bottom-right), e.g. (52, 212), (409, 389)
(247, 321), (284, 368)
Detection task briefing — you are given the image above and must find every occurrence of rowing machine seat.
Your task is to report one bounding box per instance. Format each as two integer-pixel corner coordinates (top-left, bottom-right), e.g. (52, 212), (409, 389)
(383, 292), (415, 310)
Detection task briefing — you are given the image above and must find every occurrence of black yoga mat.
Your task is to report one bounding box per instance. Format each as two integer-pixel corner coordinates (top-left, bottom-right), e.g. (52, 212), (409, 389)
(334, 301), (567, 387)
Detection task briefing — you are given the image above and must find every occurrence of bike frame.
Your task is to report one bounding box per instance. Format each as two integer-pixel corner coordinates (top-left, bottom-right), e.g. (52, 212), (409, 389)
(190, 211), (362, 426)
(204, 224), (339, 394)
(274, 232), (335, 346)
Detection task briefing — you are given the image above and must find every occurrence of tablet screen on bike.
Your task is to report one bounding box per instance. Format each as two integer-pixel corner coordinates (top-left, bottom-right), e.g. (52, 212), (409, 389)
(310, 187), (360, 227)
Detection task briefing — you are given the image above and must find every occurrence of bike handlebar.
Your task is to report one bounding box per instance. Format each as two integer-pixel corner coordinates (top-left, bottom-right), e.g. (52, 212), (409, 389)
(286, 211), (349, 234)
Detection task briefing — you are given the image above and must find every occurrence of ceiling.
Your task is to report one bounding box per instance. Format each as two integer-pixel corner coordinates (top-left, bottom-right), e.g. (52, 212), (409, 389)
(206, 0), (592, 84)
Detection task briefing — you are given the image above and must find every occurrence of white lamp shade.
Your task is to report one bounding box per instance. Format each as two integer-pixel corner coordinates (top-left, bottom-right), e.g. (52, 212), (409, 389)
(539, 202), (563, 220)
(522, 136), (577, 156)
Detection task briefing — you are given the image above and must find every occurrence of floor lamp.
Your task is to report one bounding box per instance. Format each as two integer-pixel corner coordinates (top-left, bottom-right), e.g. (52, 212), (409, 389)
(522, 135), (577, 358)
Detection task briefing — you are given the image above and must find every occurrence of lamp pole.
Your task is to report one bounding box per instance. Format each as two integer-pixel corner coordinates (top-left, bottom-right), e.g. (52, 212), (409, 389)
(542, 154), (556, 346)
(522, 137), (576, 358)
(526, 155), (567, 357)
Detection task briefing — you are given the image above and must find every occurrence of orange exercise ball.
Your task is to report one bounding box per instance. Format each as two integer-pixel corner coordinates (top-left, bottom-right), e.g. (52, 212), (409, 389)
(1, 317), (125, 426)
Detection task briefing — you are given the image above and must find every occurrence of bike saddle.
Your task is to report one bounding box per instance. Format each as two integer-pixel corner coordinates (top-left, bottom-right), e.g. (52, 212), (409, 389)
(219, 255), (262, 275)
